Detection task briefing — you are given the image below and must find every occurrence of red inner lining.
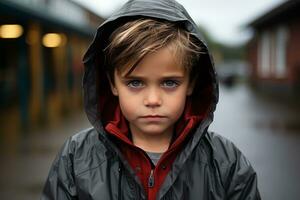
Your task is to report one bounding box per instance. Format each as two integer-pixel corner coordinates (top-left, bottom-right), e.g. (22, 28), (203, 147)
(104, 97), (208, 196)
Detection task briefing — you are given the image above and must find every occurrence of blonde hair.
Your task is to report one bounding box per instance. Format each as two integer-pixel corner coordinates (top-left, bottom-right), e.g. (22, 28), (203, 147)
(104, 18), (203, 82)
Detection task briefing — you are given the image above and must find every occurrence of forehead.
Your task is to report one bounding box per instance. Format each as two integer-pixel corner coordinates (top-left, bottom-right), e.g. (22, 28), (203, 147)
(118, 47), (186, 78)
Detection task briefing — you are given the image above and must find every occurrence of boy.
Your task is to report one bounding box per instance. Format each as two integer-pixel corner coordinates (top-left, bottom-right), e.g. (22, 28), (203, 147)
(42, 0), (261, 199)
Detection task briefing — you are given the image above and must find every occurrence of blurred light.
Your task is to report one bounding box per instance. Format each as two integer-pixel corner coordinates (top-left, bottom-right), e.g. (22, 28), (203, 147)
(0, 24), (23, 39)
(42, 33), (65, 48)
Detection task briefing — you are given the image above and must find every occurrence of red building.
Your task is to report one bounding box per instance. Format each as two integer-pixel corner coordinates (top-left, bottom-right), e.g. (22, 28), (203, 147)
(247, 0), (300, 92)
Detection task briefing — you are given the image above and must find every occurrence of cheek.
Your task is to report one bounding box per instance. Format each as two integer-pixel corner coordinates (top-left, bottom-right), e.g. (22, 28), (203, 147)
(118, 94), (139, 119)
(165, 92), (187, 119)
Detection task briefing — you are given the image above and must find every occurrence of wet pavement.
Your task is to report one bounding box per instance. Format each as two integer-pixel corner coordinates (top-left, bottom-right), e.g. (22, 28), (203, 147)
(0, 83), (300, 199)
(0, 112), (91, 200)
(211, 83), (300, 200)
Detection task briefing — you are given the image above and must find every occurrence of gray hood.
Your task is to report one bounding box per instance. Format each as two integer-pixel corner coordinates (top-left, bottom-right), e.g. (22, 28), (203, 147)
(82, 0), (219, 138)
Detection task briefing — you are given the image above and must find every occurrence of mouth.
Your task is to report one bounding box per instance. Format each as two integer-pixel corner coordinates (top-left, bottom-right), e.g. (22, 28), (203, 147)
(139, 115), (167, 122)
(140, 115), (166, 118)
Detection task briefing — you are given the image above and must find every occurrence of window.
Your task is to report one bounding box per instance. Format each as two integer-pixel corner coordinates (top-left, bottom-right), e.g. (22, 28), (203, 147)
(258, 31), (271, 77)
(258, 26), (288, 79)
(275, 25), (288, 78)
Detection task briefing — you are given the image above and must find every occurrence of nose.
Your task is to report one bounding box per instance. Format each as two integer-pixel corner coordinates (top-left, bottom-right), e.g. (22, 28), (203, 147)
(143, 87), (162, 108)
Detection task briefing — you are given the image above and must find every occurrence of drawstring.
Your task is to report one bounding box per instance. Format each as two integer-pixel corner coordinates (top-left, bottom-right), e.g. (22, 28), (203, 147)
(118, 161), (123, 200)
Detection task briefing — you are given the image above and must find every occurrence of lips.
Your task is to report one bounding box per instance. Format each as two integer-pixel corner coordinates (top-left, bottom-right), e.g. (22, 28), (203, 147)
(140, 115), (166, 118)
(139, 115), (167, 122)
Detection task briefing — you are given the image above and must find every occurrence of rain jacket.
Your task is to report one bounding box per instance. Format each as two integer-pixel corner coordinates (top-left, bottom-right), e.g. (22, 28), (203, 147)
(41, 0), (261, 199)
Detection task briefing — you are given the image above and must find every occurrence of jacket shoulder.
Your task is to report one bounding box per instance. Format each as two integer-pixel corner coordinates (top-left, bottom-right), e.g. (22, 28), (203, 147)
(59, 127), (110, 176)
(41, 128), (113, 199)
(69, 127), (99, 148)
(203, 131), (251, 165)
(202, 132), (260, 199)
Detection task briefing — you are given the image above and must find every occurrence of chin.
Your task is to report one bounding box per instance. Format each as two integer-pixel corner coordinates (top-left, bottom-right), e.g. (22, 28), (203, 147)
(140, 126), (171, 136)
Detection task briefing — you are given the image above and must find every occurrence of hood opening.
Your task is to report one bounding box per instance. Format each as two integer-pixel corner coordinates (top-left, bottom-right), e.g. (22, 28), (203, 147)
(83, 8), (218, 147)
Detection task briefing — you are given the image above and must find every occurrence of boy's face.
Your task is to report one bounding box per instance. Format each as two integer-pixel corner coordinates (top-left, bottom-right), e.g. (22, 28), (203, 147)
(110, 47), (194, 139)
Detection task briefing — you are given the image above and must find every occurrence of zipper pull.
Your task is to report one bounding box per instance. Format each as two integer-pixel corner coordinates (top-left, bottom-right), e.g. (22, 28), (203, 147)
(148, 169), (155, 188)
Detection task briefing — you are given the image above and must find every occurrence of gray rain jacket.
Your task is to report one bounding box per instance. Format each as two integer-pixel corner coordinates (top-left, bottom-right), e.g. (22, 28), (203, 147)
(41, 0), (261, 199)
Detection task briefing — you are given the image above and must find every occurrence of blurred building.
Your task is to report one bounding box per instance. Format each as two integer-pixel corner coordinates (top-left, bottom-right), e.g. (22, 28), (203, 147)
(247, 0), (300, 93)
(0, 0), (104, 140)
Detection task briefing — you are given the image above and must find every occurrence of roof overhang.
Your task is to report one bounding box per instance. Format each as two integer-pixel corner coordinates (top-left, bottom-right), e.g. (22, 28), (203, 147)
(0, 0), (95, 37)
(248, 0), (300, 29)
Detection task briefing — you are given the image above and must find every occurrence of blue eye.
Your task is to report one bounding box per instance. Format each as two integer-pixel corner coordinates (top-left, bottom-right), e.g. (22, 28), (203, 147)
(127, 80), (144, 88)
(162, 80), (179, 88)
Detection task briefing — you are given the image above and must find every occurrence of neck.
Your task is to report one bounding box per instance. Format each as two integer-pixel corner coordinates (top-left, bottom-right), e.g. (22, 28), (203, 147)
(130, 125), (173, 153)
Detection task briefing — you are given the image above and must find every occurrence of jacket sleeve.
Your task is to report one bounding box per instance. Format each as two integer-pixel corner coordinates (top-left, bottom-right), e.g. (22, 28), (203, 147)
(41, 138), (78, 200)
(225, 147), (261, 200)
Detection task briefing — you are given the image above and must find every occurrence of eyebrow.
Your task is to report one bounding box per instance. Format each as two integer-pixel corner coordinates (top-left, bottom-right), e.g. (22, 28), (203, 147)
(122, 75), (185, 80)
